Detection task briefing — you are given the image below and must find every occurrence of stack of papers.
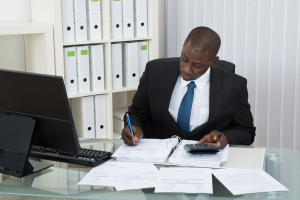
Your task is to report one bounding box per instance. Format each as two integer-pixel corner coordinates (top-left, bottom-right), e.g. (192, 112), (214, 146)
(112, 139), (178, 163)
(169, 140), (229, 168)
(78, 161), (158, 191)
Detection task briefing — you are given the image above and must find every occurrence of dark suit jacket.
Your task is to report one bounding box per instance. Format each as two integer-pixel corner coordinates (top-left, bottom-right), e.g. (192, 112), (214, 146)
(124, 58), (256, 145)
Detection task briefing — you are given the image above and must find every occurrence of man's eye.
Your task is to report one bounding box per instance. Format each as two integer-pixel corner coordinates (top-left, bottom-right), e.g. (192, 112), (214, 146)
(182, 57), (188, 62)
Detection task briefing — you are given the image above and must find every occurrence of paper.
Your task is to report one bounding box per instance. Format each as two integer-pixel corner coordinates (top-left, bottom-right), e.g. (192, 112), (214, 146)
(212, 169), (289, 195)
(112, 138), (178, 163)
(169, 140), (228, 167)
(78, 161), (142, 187)
(155, 168), (213, 194)
(106, 162), (158, 191)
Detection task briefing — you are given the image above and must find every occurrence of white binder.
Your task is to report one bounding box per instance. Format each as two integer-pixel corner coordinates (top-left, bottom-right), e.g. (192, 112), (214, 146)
(113, 107), (127, 133)
(122, 42), (139, 87)
(94, 95), (107, 138)
(76, 46), (91, 93)
(111, 43), (123, 89)
(61, 0), (75, 42)
(134, 0), (147, 37)
(138, 41), (148, 77)
(111, 0), (123, 39)
(63, 47), (78, 95)
(89, 45), (105, 92)
(122, 0), (134, 38)
(74, 0), (88, 41)
(71, 96), (95, 138)
(86, 0), (102, 40)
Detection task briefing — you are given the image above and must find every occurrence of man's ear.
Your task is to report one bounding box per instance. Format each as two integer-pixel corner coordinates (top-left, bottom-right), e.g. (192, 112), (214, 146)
(211, 56), (219, 68)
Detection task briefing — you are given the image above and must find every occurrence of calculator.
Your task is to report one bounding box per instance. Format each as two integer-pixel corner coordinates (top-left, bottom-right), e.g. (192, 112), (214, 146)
(184, 143), (222, 154)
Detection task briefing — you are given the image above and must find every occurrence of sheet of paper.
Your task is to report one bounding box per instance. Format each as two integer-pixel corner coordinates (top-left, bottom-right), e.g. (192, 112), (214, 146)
(212, 169), (289, 195)
(154, 168), (212, 194)
(169, 140), (228, 167)
(106, 162), (158, 191)
(112, 138), (178, 163)
(78, 161), (140, 187)
(177, 140), (228, 162)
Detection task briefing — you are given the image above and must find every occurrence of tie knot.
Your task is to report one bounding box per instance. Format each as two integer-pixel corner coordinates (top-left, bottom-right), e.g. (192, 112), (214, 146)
(188, 81), (196, 90)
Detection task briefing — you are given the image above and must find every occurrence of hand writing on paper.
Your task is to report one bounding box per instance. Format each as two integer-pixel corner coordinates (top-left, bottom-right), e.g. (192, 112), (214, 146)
(121, 125), (144, 146)
(197, 130), (228, 149)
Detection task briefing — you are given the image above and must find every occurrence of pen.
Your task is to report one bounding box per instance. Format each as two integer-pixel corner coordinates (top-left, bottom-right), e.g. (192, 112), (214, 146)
(126, 114), (135, 145)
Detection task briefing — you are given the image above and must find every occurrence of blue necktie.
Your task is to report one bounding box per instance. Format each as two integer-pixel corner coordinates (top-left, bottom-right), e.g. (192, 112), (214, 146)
(177, 81), (196, 136)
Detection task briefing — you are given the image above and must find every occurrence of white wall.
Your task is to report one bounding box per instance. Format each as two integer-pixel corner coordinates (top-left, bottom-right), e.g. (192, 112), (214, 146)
(0, 0), (32, 71)
(166, 0), (300, 151)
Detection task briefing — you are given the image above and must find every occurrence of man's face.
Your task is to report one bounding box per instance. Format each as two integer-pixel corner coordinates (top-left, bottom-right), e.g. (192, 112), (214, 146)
(180, 41), (219, 81)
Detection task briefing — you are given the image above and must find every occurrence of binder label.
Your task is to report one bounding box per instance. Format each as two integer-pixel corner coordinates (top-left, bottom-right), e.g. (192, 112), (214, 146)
(81, 50), (88, 55)
(67, 51), (75, 57)
(141, 45), (147, 50)
(114, 0), (120, 1)
(92, 0), (99, 1)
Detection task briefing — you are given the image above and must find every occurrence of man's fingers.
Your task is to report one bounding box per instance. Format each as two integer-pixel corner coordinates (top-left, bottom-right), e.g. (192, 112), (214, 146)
(197, 135), (209, 144)
(212, 131), (221, 141)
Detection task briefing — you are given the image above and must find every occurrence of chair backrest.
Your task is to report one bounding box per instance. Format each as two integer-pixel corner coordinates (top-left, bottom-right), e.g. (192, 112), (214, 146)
(216, 60), (235, 74)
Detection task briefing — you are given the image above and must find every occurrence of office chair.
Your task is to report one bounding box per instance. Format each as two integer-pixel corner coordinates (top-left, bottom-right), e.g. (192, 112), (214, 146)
(215, 60), (235, 74)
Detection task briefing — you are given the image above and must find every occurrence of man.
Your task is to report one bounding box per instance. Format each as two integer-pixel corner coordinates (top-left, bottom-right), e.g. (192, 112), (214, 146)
(121, 26), (256, 149)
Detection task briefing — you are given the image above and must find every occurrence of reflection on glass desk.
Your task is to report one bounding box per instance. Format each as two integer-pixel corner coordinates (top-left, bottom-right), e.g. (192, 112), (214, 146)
(0, 139), (299, 200)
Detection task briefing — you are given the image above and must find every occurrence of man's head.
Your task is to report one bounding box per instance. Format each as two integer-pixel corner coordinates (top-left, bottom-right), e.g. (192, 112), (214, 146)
(180, 26), (221, 81)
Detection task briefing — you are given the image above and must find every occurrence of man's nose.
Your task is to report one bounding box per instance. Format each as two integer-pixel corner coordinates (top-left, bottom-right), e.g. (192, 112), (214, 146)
(183, 64), (193, 75)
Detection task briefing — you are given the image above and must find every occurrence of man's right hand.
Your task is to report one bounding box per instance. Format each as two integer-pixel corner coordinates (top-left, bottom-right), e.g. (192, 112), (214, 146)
(121, 125), (144, 146)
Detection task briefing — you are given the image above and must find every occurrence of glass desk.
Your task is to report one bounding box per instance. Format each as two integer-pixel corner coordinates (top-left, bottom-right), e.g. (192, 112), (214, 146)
(0, 139), (299, 200)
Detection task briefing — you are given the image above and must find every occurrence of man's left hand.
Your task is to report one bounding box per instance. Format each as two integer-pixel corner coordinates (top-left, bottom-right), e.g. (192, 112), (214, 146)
(197, 130), (228, 149)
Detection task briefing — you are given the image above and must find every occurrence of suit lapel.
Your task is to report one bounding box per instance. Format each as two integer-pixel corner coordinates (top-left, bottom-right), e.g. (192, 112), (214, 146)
(206, 67), (225, 128)
(161, 62), (182, 136)
(187, 67), (224, 138)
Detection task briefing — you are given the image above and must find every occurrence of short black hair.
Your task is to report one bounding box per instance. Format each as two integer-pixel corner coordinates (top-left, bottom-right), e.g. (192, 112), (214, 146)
(184, 26), (221, 59)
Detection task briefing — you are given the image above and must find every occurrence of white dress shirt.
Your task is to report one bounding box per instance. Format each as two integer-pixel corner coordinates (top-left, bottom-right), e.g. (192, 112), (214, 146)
(168, 68), (210, 132)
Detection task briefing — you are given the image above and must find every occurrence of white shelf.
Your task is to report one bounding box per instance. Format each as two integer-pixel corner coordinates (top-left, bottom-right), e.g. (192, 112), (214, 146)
(68, 90), (110, 99)
(110, 37), (152, 43)
(30, 0), (165, 140)
(112, 87), (138, 93)
(0, 21), (55, 75)
(0, 21), (52, 35)
(63, 39), (109, 46)
(63, 37), (152, 46)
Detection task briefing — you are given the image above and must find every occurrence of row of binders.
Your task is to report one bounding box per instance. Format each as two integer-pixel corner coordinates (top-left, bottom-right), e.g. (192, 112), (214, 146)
(61, 0), (147, 42)
(111, 0), (147, 39)
(64, 44), (105, 95)
(71, 95), (106, 138)
(62, 0), (102, 42)
(112, 41), (148, 89)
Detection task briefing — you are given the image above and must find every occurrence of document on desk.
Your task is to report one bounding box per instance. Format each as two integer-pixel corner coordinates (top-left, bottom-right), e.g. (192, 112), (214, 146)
(212, 169), (289, 195)
(112, 138), (178, 163)
(169, 140), (228, 168)
(78, 161), (139, 187)
(106, 162), (158, 191)
(155, 168), (213, 194)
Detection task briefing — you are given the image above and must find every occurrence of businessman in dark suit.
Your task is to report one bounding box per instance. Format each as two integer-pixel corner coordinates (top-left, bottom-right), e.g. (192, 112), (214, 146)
(122, 26), (256, 149)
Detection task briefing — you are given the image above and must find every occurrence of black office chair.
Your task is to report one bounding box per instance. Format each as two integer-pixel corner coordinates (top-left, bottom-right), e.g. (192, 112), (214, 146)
(216, 60), (235, 74)
(163, 57), (236, 74)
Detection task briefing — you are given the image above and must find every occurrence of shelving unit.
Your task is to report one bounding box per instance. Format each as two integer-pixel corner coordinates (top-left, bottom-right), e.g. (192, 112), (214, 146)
(0, 21), (55, 75)
(30, 0), (165, 139)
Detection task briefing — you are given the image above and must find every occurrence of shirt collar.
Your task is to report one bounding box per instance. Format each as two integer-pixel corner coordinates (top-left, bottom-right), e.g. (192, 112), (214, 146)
(180, 68), (211, 92)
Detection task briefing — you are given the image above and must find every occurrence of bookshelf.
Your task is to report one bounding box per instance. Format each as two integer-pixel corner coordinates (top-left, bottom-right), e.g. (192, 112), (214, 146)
(0, 21), (55, 75)
(30, 0), (165, 139)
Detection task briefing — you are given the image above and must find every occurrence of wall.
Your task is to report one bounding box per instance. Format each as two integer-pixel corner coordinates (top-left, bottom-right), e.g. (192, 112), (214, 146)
(0, 0), (32, 71)
(166, 0), (300, 151)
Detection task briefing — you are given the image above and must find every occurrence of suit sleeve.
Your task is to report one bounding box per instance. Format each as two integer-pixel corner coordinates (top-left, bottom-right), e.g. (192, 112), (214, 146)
(123, 62), (151, 131)
(221, 80), (256, 145)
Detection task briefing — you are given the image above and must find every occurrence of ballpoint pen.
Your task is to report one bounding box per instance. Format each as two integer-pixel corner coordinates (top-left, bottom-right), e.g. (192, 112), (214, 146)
(126, 114), (135, 145)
